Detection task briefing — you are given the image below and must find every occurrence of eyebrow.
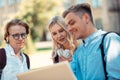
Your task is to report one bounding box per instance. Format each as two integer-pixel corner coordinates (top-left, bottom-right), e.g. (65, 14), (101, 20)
(10, 32), (26, 35)
(68, 19), (73, 25)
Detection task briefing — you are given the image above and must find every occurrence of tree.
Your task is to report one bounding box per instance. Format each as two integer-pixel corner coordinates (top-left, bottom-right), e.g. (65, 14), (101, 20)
(16, 0), (64, 42)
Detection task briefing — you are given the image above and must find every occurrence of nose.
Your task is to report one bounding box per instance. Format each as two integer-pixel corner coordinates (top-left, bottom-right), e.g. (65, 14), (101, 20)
(58, 33), (61, 37)
(18, 35), (23, 40)
(67, 26), (73, 33)
(57, 33), (62, 38)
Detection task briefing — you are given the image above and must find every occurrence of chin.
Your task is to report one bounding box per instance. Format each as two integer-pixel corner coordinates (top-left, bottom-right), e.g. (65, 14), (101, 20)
(75, 36), (79, 39)
(63, 40), (67, 45)
(18, 44), (24, 49)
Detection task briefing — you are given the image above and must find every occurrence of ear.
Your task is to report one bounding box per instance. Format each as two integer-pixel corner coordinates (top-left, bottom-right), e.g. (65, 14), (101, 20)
(6, 37), (9, 43)
(83, 13), (90, 24)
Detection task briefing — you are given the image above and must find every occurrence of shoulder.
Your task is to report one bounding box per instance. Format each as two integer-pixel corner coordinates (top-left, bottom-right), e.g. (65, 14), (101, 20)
(104, 32), (120, 42)
(22, 52), (29, 58)
(0, 48), (5, 52)
(0, 48), (6, 56)
(103, 32), (120, 48)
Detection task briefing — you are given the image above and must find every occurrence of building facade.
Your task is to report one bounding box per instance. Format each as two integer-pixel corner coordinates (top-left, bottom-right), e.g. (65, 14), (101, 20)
(0, 0), (22, 45)
(0, 0), (21, 27)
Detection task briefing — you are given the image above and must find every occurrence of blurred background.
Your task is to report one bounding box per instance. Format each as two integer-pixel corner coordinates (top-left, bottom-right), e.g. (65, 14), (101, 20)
(0, 0), (120, 69)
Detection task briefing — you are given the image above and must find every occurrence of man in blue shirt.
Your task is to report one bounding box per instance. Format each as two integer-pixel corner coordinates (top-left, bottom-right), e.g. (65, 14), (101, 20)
(62, 3), (120, 80)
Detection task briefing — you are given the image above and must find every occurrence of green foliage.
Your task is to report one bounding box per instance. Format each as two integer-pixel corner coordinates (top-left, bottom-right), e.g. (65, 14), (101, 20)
(16, 0), (64, 42)
(24, 35), (36, 54)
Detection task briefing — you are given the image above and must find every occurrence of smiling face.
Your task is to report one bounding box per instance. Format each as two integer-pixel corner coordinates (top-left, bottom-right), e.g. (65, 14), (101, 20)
(50, 23), (67, 46)
(8, 25), (27, 50)
(64, 12), (87, 40)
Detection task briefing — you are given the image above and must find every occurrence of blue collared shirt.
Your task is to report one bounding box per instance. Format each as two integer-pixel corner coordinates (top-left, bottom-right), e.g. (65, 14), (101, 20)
(70, 30), (120, 80)
(1, 45), (29, 80)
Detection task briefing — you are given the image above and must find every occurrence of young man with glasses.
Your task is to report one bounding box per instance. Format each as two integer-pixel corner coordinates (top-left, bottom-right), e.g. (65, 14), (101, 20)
(0, 19), (30, 80)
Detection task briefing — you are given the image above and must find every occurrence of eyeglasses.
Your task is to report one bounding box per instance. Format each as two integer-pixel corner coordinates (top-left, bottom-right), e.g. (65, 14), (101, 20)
(10, 33), (27, 40)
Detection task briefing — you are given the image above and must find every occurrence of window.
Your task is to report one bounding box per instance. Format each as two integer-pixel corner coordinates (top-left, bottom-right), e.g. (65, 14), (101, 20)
(8, 0), (15, 5)
(92, 0), (102, 8)
(64, 0), (71, 9)
(77, 0), (85, 3)
(17, 0), (22, 3)
(109, 13), (120, 32)
(95, 19), (103, 30)
(8, 0), (22, 5)
(0, 0), (5, 7)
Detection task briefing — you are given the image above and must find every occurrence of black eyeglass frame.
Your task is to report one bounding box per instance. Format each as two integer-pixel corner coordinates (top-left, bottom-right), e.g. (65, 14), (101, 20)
(10, 33), (28, 40)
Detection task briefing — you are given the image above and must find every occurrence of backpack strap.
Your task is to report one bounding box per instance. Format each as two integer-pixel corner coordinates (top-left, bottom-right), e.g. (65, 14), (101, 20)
(54, 54), (59, 63)
(52, 51), (59, 63)
(0, 48), (6, 79)
(23, 53), (30, 69)
(100, 32), (119, 80)
(0, 48), (6, 70)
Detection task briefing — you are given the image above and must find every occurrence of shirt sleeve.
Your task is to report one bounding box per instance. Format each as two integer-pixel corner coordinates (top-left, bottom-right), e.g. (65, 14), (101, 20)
(104, 33), (120, 79)
(70, 56), (76, 74)
(70, 50), (78, 76)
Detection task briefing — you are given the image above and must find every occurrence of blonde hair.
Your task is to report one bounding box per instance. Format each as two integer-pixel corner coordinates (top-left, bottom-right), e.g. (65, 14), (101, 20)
(48, 16), (79, 58)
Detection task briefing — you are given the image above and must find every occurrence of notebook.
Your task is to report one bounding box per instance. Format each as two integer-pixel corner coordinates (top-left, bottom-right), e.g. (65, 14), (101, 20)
(17, 61), (76, 80)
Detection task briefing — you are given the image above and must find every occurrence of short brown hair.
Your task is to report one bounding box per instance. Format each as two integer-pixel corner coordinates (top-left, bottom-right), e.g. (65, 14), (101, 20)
(4, 19), (30, 43)
(62, 3), (94, 24)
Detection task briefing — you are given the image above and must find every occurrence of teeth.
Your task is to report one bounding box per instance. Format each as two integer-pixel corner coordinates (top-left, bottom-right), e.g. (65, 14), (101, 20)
(59, 38), (64, 41)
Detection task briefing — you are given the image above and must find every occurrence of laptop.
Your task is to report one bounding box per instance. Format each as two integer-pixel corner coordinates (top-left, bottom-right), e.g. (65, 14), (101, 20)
(17, 61), (76, 80)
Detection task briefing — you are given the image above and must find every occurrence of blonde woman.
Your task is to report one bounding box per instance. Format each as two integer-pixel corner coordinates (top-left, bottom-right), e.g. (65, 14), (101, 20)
(48, 16), (80, 63)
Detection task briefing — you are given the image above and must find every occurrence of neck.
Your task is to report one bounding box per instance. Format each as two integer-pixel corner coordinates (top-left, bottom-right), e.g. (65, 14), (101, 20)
(82, 23), (97, 40)
(14, 48), (23, 62)
(10, 44), (21, 56)
(63, 41), (71, 50)
(13, 48), (21, 56)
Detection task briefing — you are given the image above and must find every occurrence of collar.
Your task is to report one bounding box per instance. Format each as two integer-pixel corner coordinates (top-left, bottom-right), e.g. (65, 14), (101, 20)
(5, 44), (23, 56)
(82, 30), (106, 46)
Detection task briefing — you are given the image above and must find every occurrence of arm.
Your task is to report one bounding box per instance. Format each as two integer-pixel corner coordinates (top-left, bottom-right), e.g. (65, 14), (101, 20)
(104, 33), (120, 80)
(70, 49), (78, 77)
